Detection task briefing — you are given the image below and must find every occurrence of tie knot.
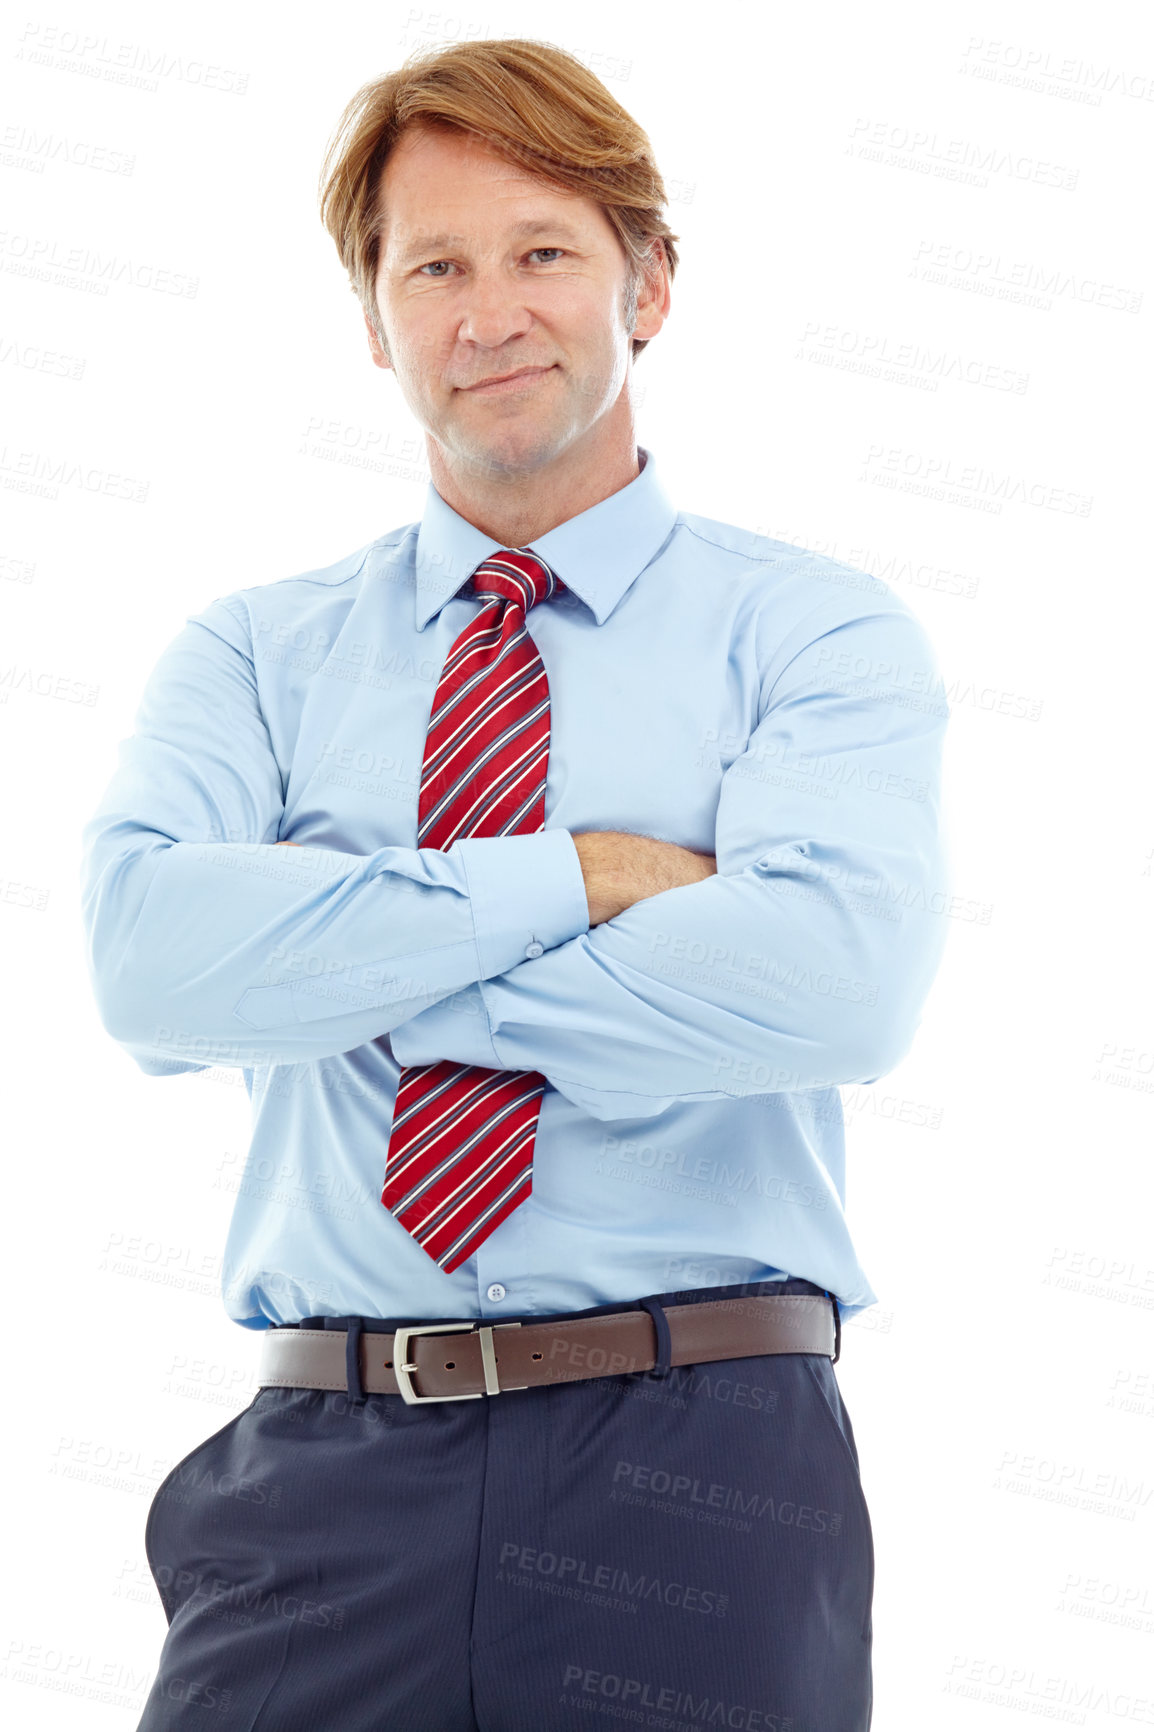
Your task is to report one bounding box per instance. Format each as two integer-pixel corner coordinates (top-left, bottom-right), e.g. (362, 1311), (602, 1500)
(470, 548), (563, 613)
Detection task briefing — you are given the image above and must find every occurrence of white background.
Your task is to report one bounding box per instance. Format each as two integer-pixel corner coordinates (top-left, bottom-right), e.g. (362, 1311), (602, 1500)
(3, 0), (1152, 1726)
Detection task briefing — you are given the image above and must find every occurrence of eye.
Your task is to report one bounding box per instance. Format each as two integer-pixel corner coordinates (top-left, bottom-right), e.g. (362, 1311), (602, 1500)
(416, 248), (566, 277)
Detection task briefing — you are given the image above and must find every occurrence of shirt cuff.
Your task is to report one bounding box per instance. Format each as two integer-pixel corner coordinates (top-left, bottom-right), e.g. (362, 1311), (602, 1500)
(389, 830), (589, 1072)
(389, 981), (500, 1068)
(453, 827), (589, 979)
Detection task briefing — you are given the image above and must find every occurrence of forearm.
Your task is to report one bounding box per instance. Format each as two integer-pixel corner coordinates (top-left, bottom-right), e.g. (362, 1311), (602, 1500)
(79, 596), (590, 1073)
(569, 829), (716, 924)
(82, 828), (588, 1070)
(391, 838), (948, 1118)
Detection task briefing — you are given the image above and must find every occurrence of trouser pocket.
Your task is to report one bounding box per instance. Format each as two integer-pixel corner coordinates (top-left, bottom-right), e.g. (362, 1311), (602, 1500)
(798, 1352), (875, 1642)
(144, 1392), (268, 1624)
(136, 1391), (297, 1729)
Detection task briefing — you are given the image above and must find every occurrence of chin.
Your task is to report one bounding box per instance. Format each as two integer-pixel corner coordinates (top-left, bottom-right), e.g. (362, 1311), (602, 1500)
(456, 421), (568, 475)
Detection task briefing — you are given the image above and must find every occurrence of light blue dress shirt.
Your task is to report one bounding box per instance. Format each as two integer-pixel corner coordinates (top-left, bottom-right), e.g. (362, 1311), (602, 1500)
(80, 446), (949, 1330)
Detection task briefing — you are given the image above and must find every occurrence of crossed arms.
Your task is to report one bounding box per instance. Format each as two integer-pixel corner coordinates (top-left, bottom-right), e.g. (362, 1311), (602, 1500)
(81, 588), (948, 1116)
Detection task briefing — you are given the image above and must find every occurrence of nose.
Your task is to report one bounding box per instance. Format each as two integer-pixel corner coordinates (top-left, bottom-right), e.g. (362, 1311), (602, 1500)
(454, 267), (535, 355)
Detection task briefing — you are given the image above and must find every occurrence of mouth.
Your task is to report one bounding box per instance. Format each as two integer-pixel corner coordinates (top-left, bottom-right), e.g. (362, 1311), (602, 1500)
(459, 365), (556, 395)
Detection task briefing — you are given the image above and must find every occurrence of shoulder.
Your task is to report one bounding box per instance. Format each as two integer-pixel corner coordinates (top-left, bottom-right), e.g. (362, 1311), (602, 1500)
(182, 526), (418, 652)
(669, 509), (945, 717)
(672, 508), (926, 635)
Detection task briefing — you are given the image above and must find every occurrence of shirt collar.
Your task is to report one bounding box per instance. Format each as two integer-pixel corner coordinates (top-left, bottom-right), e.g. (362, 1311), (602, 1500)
(411, 444), (677, 631)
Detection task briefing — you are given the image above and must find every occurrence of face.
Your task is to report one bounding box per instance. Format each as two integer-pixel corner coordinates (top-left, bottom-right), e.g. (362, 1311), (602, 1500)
(365, 123), (666, 480)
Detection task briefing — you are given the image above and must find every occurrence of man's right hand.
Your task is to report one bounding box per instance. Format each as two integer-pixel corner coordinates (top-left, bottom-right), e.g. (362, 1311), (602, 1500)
(570, 830), (717, 926)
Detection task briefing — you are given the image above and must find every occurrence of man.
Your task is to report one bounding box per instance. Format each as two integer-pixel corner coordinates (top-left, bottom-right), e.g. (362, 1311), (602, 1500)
(81, 37), (948, 1732)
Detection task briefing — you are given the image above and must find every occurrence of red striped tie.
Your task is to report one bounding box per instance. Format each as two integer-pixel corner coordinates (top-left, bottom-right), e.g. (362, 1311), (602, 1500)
(381, 548), (566, 1272)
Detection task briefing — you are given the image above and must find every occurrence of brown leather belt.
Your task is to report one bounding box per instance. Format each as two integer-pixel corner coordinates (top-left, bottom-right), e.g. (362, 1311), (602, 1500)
(257, 1294), (837, 1405)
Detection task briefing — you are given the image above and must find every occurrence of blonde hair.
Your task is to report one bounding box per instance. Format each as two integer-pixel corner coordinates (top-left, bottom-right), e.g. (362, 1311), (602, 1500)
(317, 37), (679, 362)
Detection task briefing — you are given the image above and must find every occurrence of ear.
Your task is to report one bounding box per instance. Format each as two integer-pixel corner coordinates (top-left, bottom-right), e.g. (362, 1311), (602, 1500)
(364, 306), (392, 371)
(633, 240), (672, 343)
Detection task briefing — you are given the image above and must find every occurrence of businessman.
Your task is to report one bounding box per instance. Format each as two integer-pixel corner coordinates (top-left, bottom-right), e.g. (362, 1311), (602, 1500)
(81, 36), (948, 1732)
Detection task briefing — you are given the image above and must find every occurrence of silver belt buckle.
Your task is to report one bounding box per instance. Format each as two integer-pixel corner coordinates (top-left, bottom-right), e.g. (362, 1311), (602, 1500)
(392, 1320), (524, 1404)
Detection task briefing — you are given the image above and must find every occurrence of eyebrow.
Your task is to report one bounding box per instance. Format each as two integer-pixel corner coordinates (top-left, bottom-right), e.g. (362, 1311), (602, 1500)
(393, 217), (585, 267)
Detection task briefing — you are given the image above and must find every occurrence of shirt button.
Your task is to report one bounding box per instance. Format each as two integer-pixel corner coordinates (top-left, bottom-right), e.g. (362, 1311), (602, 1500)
(486, 1282), (507, 1302)
(525, 942), (544, 959)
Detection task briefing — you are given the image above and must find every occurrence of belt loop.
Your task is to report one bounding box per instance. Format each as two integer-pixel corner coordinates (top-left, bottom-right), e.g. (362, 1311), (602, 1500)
(823, 1291), (842, 1365)
(345, 1317), (366, 1401)
(638, 1296), (672, 1379)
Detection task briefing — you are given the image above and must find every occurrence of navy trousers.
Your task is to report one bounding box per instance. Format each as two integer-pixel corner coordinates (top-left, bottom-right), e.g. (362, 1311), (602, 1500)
(137, 1277), (873, 1730)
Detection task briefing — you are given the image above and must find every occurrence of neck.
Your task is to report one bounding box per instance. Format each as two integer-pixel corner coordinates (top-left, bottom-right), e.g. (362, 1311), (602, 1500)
(426, 421), (642, 548)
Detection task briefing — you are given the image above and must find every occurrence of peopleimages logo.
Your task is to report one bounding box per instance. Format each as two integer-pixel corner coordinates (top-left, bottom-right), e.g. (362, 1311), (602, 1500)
(153, 1567), (346, 1630)
(560, 1663), (795, 1730)
(498, 1542), (728, 1616)
(611, 1460), (842, 1535)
